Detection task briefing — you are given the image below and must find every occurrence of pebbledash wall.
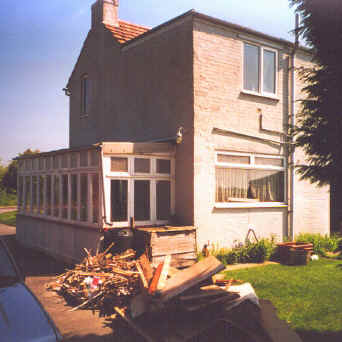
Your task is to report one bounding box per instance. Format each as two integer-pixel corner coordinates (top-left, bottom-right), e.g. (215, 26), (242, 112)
(192, 17), (329, 248)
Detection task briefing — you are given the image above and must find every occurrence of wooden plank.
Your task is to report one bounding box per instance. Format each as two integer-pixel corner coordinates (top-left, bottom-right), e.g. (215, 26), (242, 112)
(148, 262), (163, 295)
(157, 256), (225, 303)
(156, 255), (171, 292)
(138, 253), (154, 286)
(114, 306), (156, 342)
(136, 261), (148, 289)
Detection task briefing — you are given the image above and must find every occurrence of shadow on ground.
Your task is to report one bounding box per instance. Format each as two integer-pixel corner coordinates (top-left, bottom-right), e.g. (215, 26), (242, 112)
(297, 329), (342, 342)
(3, 235), (69, 277)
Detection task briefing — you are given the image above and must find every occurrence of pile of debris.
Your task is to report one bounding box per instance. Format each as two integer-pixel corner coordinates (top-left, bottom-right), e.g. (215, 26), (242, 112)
(47, 248), (266, 341)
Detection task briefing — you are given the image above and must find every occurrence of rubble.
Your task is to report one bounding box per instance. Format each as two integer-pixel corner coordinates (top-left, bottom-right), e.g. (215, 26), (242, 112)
(47, 248), (266, 341)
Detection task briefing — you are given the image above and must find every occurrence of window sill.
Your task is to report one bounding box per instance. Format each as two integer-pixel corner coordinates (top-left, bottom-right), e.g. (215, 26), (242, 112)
(240, 90), (280, 101)
(80, 114), (89, 119)
(214, 202), (288, 209)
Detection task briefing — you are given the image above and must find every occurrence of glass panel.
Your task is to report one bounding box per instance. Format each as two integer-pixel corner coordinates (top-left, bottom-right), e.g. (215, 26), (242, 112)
(61, 154), (68, 168)
(18, 160), (24, 172)
(62, 175), (68, 219)
(217, 154), (250, 164)
(244, 43), (260, 92)
(46, 157), (51, 170)
(39, 176), (44, 214)
(263, 49), (276, 93)
(111, 157), (128, 172)
(134, 180), (150, 221)
(53, 155), (59, 169)
(216, 168), (284, 202)
(255, 157), (283, 167)
(135, 158), (150, 173)
(111, 180), (128, 222)
(70, 153), (78, 168)
(46, 175), (52, 216)
(80, 174), (88, 221)
(92, 174), (99, 224)
(25, 176), (31, 212)
(39, 158), (44, 170)
(71, 174), (78, 220)
(157, 181), (171, 220)
(157, 159), (171, 174)
(25, 159), (32, 171)
(32, 159), (38, 170)
(32, 176), (37, 214)
(80, 151), (88, 167)
(18, 176), (23, 210)
(90, 150), (99, 167)
(53, 175), (60, 217)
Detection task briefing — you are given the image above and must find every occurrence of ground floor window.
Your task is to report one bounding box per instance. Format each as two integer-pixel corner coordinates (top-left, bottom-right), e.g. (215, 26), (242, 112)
(111, 180), (128, 222)
(215, 152), (285, 203)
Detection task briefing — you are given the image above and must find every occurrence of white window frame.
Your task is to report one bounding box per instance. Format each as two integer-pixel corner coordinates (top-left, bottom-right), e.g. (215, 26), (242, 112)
(215, 151), (287, 208)
(242, 42), (278, 99)
(105, 155), (175, 227)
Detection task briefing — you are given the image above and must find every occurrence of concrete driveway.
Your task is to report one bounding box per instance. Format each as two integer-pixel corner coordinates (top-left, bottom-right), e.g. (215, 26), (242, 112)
(0, 222), (138, 342)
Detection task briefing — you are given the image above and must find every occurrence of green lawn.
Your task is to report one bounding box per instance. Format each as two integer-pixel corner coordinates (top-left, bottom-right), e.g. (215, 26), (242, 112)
(226, 259), (342, 342)
(0, 211), (17, 226)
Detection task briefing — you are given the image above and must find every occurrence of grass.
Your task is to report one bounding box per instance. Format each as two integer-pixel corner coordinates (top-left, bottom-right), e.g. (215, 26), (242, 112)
(226, 259), (342, 342)
(0, 210), (17, 226)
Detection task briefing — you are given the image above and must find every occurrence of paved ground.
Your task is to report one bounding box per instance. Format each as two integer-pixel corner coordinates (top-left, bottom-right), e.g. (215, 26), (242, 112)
(0, 206), (17, 214)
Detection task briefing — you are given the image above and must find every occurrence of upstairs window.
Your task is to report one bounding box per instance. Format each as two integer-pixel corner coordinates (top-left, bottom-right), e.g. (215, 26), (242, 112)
(81, 74), (90, 115)
(244, 43), (277, 96)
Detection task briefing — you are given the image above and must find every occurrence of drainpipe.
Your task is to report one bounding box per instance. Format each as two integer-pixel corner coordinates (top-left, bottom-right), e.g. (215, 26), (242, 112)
(289, 14), (299, 241)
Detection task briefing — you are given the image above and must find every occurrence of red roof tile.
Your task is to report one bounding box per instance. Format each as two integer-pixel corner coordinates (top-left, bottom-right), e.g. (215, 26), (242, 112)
(105, 20), (150, 44)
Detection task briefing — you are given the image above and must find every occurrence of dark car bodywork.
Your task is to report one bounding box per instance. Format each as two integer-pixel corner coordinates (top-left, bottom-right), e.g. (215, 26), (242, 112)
(0, 238), (62, 342)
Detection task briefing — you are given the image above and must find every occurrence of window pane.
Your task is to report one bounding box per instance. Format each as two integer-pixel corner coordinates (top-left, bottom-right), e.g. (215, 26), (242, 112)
(80, 151), (88, 167)
(157, 159), (171, 174)
(80, 174), (88, 221)
(92, 174), (99, 224)
(25, 159), (32, 171)
(111, 157), (128, 172)
(25, 176), (31, 212)
(263, 49), (276, 93)
(216, 168), (284, 202)
(46, 175), (52, 216)
(18, 160), (24, 172)
(135, 158), (150, 173)
(61, 154), (68, 168)
(71, 174), (78, 220)
(32, 176), (38, 214)
(39, 158), (44, 170)
(53, 156), (59, 169)
(157, 181), (171, 220)
(70, 153), (78, 168)
(111, 180), (128, 222)
(32, 159), (38, 170)
(62, 175), (68, 219)
(53, 175), (60, 217)
(255, 157), (283, 167)
(39, 176), (44, 214)
(217, 154), (250, 164)
(244, 43), (260, 92)
(46, 157), (51, 170)
(90, 150), (99, 167)
(134, 180), (150, 221)
(18, 176), (23, 210)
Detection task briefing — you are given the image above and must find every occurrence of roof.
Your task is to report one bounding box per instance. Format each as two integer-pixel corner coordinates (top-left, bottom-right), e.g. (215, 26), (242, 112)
(105, 20), (150, 44)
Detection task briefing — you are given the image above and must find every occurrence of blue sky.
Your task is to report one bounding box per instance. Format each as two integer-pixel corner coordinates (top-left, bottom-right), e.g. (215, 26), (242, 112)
(0, 0), (296, 164)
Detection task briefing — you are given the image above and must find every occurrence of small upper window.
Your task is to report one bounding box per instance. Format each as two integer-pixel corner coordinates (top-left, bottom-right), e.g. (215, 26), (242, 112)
(244, 43), (277, 95)
(81, 74), (90, 115)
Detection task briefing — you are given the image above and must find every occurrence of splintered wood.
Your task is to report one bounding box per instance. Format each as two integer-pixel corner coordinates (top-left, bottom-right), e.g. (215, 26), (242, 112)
(46, 248), (140, 316)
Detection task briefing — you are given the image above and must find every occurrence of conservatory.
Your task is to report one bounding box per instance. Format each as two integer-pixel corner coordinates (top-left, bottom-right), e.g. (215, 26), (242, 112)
(15, 142), (195, 264)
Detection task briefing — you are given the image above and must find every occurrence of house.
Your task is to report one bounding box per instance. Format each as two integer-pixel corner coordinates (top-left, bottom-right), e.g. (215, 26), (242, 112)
(16, 0), (330, 263)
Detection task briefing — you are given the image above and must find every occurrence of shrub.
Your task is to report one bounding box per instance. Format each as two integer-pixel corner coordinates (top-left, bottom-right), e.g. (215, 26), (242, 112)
(295, 233), (342, 256)
(0, 189), (17, 206)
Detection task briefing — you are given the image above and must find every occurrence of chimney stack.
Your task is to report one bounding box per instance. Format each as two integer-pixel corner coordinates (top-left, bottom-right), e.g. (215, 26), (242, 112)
(91, 0), (119, 29)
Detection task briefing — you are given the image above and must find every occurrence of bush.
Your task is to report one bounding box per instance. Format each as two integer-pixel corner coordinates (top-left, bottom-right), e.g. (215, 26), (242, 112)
(207, 237), (277, 265)
(295, 233), (342, 256)
(0, 189), (17, 206)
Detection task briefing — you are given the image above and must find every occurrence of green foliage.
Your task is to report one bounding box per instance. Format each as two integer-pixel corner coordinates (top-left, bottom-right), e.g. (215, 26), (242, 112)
(295, 233), (342, 256)
(289, 0), (342, 186)
(209, 237), (277, 265)
(0, 211), (17, 227)
(0, 189), (17, 206)
(227, 258), (342, 337)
